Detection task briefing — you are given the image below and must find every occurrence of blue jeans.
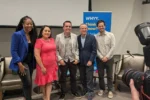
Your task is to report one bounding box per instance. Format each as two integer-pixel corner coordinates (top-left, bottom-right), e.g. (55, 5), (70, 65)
(18, 63), (33, 100)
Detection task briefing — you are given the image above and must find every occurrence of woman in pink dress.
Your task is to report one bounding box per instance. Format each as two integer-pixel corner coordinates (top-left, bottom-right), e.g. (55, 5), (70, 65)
(34, 25), (58, 100)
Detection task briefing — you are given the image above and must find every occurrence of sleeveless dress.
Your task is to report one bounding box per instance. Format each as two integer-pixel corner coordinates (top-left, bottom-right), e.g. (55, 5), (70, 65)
(34, 38), (58, 86)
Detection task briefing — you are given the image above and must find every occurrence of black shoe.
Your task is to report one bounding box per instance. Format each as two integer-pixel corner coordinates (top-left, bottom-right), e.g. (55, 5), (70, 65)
(81, 91), (88, 96)
(72, 92), (81, 98)
(59, 93), (65, 100)
(87, 92), (94, 100)
(87, 94), (93, 100)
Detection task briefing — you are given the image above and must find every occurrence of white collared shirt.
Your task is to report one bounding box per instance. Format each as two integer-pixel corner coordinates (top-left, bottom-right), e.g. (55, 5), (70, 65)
(95, 31), (115, 59)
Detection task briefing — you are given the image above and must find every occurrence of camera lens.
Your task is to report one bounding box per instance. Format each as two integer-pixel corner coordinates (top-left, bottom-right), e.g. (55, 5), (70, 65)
(122, 69), (144, 91)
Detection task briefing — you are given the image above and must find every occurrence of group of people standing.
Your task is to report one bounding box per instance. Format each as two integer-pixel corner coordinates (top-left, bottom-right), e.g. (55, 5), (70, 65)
(9, 16), (115, 100)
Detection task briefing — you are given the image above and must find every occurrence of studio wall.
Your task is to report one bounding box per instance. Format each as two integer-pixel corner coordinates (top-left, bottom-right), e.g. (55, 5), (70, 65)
(1, 0), (150, 56)
(92, 0), (143, 54)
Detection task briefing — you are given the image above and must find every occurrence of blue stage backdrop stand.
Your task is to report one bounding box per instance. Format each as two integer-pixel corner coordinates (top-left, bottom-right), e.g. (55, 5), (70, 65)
(83, 11), (112, 71)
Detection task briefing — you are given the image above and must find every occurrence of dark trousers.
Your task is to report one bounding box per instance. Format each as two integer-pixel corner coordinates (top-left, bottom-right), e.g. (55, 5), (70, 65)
(96, 57), (114, 91)
(79, 64), (94, 93)
(59, 61), (77, 94)
(18, 63), (33, 100)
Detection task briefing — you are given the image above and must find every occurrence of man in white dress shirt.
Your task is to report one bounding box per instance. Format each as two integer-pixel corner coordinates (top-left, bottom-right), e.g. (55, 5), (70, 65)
(95, 20), (115, 99)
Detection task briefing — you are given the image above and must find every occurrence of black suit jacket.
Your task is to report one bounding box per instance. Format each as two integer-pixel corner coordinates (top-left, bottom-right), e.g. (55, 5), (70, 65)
(77, 34), (97, 65)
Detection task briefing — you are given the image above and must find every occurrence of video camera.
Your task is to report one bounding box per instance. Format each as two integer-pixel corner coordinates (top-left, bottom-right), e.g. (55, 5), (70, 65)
(122, 22), (150, 100)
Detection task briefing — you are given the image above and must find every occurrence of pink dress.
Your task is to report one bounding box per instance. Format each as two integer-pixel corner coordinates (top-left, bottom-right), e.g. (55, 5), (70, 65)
(34, 38), (58, 86)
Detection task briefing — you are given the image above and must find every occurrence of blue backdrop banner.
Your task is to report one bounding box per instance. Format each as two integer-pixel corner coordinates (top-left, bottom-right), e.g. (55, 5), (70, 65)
(83, 11), (112, 71)
(83, 11), (112, 35)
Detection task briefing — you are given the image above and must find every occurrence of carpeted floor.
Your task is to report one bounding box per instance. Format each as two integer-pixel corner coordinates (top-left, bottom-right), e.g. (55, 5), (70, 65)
(4, 84), (132, 100)
(4, 90), (131, 100)
(3, 70), (132, 100)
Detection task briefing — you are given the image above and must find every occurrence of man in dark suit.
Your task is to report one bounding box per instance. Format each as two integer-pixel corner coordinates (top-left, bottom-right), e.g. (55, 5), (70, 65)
(77, 24), (97, 100)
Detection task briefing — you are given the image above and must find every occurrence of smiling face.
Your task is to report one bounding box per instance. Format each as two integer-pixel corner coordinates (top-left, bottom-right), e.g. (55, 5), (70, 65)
(80, 24), (88, 36)
(63, 22), (72, 34)
(23, 18), (33, 33)
(42, 26), (51, 39)
(97, 22), (105, 33)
